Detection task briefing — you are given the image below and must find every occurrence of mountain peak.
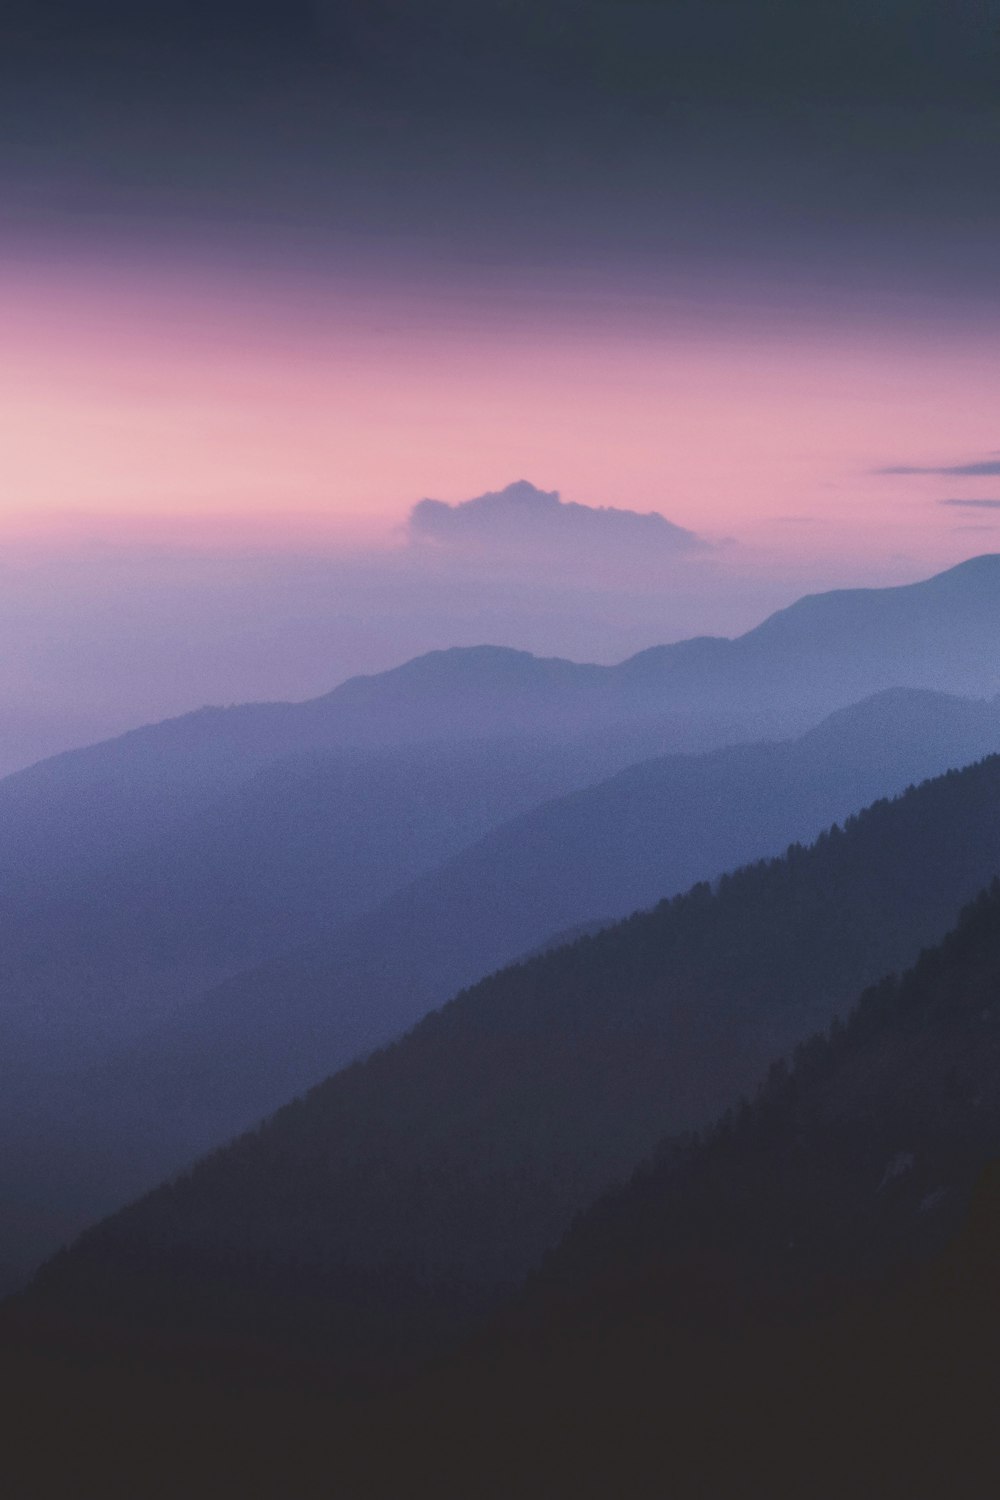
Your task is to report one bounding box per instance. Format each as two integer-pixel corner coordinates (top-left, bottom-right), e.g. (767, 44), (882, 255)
(923, 552), (1000, 589)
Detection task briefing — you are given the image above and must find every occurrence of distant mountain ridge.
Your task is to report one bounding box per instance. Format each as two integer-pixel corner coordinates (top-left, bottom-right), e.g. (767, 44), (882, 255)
(5, 552), (1000, 870)
(2, 550), (998, 1008)
(299, 552), (1000, 728)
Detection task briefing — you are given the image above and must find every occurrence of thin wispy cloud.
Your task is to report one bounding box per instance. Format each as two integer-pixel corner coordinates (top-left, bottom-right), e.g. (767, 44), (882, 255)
(879, 458), (1000, 476)
(938, 498), (1000, 509)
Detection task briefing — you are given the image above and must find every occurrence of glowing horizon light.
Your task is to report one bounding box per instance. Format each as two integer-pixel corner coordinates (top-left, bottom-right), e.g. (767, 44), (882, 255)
(1, 236), (998, 572)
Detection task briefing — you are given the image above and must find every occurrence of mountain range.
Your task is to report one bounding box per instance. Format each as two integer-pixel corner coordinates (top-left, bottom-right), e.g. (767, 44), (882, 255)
(6, 554), (1000, 1493)
(2, 552), (1000, 1294)
(7, 551), (1000, 881)
(3, 684), (1000, 1293)
(23, 749), (1000, 1375)
(10, 779), (1000, 1498)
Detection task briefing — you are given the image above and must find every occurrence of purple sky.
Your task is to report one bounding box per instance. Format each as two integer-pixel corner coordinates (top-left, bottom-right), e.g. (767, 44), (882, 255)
(0, 2), (997, 770)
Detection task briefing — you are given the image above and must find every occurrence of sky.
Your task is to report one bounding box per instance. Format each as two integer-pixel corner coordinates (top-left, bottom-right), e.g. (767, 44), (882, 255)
(0, 2), (998, 770)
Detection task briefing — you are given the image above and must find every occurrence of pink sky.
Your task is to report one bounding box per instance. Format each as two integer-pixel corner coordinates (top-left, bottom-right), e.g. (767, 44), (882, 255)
(2, 239), (998, 575)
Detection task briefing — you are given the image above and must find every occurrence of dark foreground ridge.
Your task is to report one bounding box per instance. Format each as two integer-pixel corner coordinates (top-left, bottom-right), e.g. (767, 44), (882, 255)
(6, 685), (999, 1297)
(349, 877), (1000, 1498)
(21, 751), (1000, 1377)
(7, 875), (1000, 1496)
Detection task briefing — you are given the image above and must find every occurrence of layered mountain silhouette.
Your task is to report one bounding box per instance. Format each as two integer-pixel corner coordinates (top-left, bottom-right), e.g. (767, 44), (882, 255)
(23, 750), (1000, 1374)
(79, 687), (1000, 1120)
(10, 841), (1000, 1497)
(3, 686), (999, 1292)
(0, 734), (657, 1064)
(3, 553), (1000, 1293)
(6, 552), (1000, 879)
(4, 553), (998, 964)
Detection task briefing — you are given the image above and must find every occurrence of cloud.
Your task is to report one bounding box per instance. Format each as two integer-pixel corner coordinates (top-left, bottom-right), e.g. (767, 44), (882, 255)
(938, 498), (1000, 509)
(406, 480), (711, 557)
(878, 459), (1000, 476)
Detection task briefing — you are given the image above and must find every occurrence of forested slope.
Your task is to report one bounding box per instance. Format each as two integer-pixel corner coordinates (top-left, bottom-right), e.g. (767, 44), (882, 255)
(25, 753), (1000, 1372)
(343, 880), (1000, 1497)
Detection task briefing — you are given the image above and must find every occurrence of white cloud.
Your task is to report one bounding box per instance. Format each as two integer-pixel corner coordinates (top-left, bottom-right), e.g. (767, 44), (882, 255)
(407, 480), (710, 557)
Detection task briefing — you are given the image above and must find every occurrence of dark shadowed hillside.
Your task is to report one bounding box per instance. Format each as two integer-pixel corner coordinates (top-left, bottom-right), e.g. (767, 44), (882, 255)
(536, 880), (1000, 1309)
(9, 882), (1000, 1498)
(23, 752), (1000, 1374)
(4, 687), (998, 1292)
(339, 881), (1000, 1499)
